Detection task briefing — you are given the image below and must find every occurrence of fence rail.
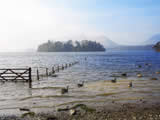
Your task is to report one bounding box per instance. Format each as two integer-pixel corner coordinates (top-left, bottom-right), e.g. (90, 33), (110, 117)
(0, 68), (32, 82)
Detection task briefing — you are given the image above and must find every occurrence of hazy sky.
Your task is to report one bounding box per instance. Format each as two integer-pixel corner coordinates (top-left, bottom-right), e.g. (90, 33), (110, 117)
(0, 0), (160, 51)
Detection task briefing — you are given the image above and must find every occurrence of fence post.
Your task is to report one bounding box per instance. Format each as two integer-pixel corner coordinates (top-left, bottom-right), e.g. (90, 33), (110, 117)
(62, 64), (64, 70)
(57, 65), (59, 72)
(52, 67), (55, 74)
(29, 67), (32, 88)
(37, 69), (39, 80)
(46, 68), (48, 76)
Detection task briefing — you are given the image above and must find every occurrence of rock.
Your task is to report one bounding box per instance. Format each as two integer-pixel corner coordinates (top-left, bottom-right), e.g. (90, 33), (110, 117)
(145, 63), (152, 66)
(138, 65), (142, 68)
(121, 73), (127, 77)
(156, 71), (160, 74)
(128, 82), (132, 87)
(52, 74), (58, 77)
(150, 77), (158, 80)
(111, 78), (117, 83)
(137, 73), (142, 77)
(47, 117), (57, 120)
(56, 107), (69, 112)
(69, 109), (76, 115)
(19, 108), (30, 111)
(21, 112), (35, 118)
(132, 116), (137, 120)
(77, 81), (84, 87)
(61, 86), (69, 94)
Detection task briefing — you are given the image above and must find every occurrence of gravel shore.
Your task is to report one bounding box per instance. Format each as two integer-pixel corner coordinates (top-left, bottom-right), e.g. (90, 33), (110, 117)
(1, 102), (160, 120)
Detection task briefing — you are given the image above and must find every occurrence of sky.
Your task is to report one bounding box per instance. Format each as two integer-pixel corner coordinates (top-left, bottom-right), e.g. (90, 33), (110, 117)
(0, 0), (160, 51)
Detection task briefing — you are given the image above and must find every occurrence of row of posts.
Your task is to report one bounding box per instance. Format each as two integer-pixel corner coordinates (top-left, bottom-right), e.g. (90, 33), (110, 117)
(36, 61), (79, 80)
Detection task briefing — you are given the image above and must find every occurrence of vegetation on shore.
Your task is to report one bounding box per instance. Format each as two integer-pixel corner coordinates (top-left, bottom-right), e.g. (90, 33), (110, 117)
(153, 41), (160, 51)
(37, 40), (105, 52)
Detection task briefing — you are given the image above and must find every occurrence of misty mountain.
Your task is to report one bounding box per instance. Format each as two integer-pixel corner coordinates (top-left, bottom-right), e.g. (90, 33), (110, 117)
(144, 34), (160, 45)
(93, 36), (118, 48)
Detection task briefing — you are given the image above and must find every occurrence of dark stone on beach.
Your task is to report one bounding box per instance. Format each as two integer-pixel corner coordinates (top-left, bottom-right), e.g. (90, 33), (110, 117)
(137, 73), (142, 77)
(77, 81), (84, 87)
(52, 74), (58, 77)
(128, 82), (133, 87)
(57, 107), (69, 112)
(150, 77), (158, 80)
(47, 116), (57, 120)
(145, 63), (150, 66)
(69, 109), (76, 116)
(21, 112), (35, 118)
(111, 78), (117, 83)
(19, 108), (30, 111)
(156, 71), (160, 74)
(121, 73), (127, 77)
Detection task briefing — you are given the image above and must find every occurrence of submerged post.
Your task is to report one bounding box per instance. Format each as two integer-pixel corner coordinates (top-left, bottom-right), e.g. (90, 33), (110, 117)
(29, 67), (32, 88)
(37, 69), (39, 80)
(62, 64), (64, 70)
(46, 68), (48, 76)
(52, 67), (55, 74)
(57, 65), (59, 72)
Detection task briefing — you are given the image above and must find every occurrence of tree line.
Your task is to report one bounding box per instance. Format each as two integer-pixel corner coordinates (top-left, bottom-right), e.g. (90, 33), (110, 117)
(37, 40), (106, 52)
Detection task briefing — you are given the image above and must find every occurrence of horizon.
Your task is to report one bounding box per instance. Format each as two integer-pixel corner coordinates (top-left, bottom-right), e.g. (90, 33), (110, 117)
(0, 0), (160, 52)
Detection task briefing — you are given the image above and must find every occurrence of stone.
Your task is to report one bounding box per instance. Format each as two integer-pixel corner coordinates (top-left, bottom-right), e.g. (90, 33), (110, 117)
(137, 73), (142, 77)
(121, 73), (127, 77)
(150, 77), (158, 80)
(69, 109), (76, 115)
(19, 108), (30, 111)
(52, 74), (58, 77)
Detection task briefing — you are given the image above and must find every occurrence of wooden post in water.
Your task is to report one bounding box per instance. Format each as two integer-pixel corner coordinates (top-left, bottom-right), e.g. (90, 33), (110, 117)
(57, 65), (59, 72)
(37, 69), (39, 80)
(62, 64), (64, 70)
(52, 67), (55, 74)
(46, 68), (49, 76)
(29, 67), (32, 88)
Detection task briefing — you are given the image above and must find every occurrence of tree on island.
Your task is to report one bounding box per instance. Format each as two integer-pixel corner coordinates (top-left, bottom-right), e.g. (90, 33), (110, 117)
(153, 41), (160, 51)
(37, 40), (106, 52)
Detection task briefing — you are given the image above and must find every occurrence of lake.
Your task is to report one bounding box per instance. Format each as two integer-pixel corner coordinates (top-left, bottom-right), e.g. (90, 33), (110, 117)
(0, 49), (160, 115)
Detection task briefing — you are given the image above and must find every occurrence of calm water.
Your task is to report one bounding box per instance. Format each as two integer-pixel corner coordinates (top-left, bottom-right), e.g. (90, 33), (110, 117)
(0, 49), (160, 115)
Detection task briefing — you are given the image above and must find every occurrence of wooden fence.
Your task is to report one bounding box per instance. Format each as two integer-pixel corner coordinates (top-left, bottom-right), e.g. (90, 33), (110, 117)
(0, 68), (32, 87)
(0, 61), (79, 88)
(35, 61), (79, 80)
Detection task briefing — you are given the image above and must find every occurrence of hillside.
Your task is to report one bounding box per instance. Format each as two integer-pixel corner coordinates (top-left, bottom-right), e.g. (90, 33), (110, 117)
(93, 36), (118, 48)
(144, 34), (160, 45)
(153, 42), (160, 51)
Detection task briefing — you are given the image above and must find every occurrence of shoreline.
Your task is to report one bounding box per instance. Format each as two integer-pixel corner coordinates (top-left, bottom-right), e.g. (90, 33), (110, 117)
(0, 77), (160, 119)
(0, 101), (160, 120)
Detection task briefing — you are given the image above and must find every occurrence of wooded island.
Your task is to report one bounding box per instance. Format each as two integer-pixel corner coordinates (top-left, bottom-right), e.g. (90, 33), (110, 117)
(37, 40), (106, 52)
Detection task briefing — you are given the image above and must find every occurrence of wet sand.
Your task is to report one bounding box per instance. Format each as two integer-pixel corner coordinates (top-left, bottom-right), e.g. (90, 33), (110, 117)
(0, 77), (160, 120)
